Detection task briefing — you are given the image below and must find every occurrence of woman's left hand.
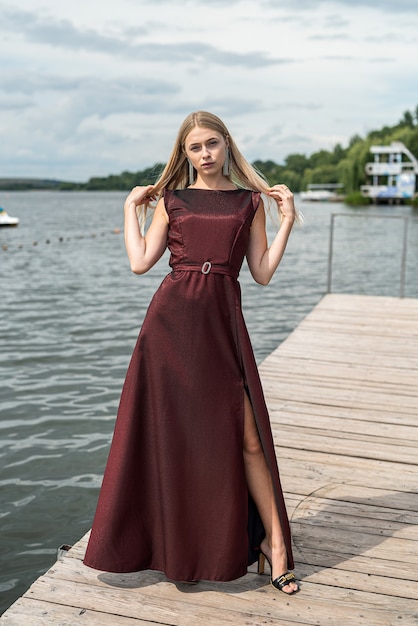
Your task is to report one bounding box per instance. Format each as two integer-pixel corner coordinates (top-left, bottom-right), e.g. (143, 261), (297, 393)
(124, 185), (157, 212)
(267, 184), (296, 222)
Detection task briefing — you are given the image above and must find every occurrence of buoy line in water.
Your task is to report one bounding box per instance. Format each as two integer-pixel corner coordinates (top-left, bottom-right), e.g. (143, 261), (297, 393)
(1, 227), (122, 251)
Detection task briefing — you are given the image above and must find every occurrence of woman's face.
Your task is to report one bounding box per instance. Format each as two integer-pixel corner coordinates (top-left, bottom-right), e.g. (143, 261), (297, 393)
(184, 126), (228, 179)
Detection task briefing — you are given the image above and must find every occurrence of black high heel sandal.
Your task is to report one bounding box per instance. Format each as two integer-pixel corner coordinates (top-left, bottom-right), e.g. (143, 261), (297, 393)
(258, 552), (299, 594)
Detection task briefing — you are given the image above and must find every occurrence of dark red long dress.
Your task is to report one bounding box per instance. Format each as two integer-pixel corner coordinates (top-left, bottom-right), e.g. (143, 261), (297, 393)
(83, 188), (294, 581)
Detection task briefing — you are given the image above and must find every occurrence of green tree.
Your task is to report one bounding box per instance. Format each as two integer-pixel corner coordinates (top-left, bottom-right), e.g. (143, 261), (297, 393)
(252, 160), (285, 183)
(284, 153), (310, 175)
(301, 168), (314, 191)
(274, 169), (301, 192)
(309, 164), (339, 185)
(399, 110), (414, 129)
(348, 133), (363, 148)
(336, 158), (355, 193)
(332, 143), (346, 164)
(309, 149), (334, 169)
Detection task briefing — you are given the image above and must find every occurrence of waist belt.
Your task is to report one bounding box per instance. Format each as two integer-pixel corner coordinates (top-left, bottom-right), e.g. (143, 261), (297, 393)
(171, 262), (239, 280)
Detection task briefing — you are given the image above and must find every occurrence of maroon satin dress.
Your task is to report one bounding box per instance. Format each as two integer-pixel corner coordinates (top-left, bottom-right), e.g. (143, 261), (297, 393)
(84, 188), (294, 581)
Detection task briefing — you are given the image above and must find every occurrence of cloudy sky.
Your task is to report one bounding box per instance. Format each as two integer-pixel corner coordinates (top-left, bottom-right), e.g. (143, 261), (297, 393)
(1, 0), (417, 181)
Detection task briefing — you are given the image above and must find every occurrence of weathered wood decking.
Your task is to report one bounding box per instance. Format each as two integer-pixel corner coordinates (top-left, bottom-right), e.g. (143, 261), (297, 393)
(2, 294), (418, 625)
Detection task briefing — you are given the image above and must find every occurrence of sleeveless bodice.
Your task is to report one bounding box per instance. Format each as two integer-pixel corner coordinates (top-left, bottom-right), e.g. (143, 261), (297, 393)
(164, 189), (260, 278)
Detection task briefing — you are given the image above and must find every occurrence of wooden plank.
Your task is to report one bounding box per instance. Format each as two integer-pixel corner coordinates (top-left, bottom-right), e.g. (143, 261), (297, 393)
(294, 317), (414, 343)
(296, 565), (418, 600)
(262, 355), (418, 387)
(293, 523), (416, 563)
(271, 427), (418, 464)
(0, 598), (155, 625)
(264, 367), (418, 394)
(266, 382), (418, 415)
(273, 422), (418, 452)
(266, 348), (418, 370)
(268, 399), (418, 428)
(276, 456), (418, 494)
(295, 548), (418, 583)
(293, 498), (418, 531)
(270, 408), (418, 441)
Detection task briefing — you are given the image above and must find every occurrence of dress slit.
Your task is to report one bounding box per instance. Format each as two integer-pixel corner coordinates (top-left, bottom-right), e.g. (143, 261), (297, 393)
(240, 336), (294, 570)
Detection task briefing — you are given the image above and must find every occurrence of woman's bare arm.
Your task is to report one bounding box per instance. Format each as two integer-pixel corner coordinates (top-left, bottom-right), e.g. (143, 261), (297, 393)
(246, 185), (296, 285)
(124, 186), (169, 274)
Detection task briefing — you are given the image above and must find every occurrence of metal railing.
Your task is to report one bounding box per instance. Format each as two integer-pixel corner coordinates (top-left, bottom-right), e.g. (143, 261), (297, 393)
(327, 213), (414, 298)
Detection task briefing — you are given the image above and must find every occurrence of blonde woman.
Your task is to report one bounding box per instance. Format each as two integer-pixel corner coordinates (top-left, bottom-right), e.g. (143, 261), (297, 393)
(84, 111), (299, 594)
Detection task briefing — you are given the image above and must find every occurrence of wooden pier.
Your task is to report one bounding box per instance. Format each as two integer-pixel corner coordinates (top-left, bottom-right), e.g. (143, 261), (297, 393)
(2, 294), (418, 625)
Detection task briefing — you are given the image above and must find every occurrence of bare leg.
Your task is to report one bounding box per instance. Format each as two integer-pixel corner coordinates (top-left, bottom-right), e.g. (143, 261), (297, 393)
(243, 392), (298, 593)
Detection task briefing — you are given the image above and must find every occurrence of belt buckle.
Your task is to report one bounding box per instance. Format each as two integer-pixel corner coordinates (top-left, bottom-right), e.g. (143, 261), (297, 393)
(201, 261), (211, 275)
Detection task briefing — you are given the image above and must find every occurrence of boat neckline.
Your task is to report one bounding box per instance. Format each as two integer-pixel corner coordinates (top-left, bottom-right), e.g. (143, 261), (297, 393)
(185, 187), (243, 192)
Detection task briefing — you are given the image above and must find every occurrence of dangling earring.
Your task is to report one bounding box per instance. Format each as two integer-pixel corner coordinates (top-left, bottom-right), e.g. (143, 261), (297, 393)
(188, 159), (195, 185)
(223, 148), (230, 176)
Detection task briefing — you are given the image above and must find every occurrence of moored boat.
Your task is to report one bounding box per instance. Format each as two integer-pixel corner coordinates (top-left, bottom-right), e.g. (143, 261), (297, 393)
(300, 183), (344, 202)
(0, 206), (19, 227)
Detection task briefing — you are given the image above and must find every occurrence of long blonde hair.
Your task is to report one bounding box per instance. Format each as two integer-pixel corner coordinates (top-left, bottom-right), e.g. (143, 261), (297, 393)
(137, 111), (293, 229)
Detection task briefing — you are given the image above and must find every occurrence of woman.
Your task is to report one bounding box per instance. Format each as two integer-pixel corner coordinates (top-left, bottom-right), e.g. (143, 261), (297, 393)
(84, 111), (299, 594)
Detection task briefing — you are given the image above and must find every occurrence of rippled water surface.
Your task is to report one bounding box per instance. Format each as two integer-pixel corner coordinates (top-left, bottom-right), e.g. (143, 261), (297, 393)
(1, 191), (417, 614)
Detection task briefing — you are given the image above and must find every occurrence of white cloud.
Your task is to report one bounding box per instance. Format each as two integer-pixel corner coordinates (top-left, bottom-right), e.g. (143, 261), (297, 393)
(0, 0), (417, 180)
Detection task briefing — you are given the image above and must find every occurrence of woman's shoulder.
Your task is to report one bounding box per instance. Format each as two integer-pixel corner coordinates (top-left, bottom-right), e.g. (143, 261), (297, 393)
(162, 188), (187, 213)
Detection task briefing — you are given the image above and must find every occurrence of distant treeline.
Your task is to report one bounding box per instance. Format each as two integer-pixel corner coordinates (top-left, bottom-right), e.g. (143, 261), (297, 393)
(58, 165), (165, 192)
(2, 107), (418, 193)
(0, 178), (62, 191)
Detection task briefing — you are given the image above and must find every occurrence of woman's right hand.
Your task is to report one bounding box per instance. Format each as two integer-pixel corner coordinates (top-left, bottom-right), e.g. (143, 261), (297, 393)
(124, 185), (156, 211)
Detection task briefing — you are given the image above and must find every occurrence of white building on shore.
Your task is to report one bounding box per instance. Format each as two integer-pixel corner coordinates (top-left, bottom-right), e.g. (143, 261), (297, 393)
(361, 141), (418, 203)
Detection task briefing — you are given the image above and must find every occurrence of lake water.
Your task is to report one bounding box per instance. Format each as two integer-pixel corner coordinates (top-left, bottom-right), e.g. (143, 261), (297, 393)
(1, 191), (417, 614)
